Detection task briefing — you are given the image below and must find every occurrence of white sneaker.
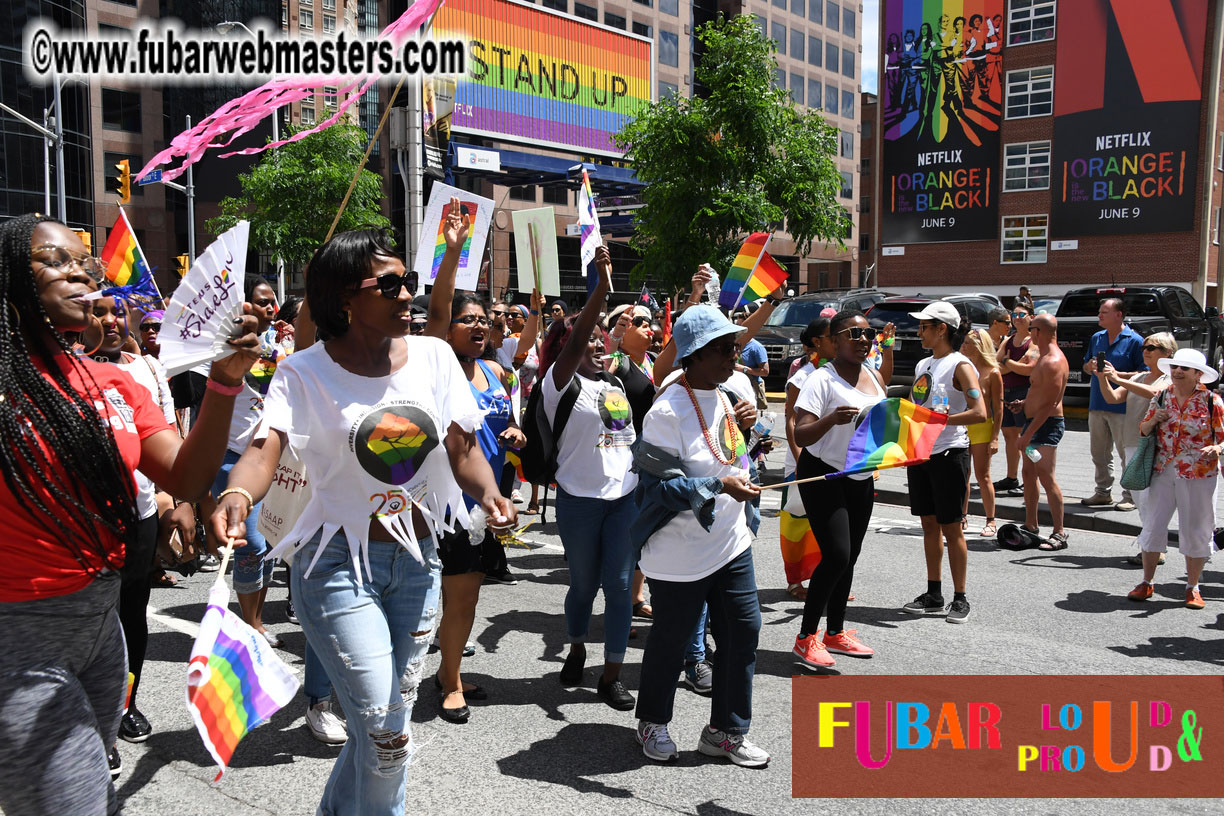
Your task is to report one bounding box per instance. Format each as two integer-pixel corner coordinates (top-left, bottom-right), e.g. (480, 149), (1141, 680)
(636, 720), (679, 762)
(697, 726), (770, 768)
(305, 700), (348, 745)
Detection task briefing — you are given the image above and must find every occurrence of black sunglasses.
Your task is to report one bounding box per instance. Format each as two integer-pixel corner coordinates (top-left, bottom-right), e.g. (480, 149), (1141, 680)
(630, 315), (652, 328)
(837, 327), (873, 340)
(358, 272), (412, 299)
(1142, 345), (1165, 353)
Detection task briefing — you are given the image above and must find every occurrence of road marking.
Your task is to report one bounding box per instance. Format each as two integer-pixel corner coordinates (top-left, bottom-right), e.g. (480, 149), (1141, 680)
(147, 603), (201, 638)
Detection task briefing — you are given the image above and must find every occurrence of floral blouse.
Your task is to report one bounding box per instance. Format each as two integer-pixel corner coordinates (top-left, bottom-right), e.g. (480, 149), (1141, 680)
(1142, 384), (1224, 479)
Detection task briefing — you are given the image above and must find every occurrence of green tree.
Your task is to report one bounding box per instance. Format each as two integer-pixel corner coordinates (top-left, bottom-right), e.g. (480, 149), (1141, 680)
(207, 123), (391, 267)
(615, 14), (850, 293)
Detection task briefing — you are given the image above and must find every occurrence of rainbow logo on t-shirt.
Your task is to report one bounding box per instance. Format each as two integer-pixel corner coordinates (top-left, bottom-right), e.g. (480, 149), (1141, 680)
(598, 387), (632, 432)
(911, 372), (932, 406)
(353, 405), (440, 486)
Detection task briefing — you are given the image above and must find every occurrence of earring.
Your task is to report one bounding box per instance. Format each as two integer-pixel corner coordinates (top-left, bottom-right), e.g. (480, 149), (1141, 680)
(344, 307), (353, 325)
(80, 313), (106, 356)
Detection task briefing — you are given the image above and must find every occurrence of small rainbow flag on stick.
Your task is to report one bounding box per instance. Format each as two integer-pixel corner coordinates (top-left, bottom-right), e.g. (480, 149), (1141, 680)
(718, 232), (788, 310)
(99, 207), (162, 312)
(187, 579), (299, 781)
(829, 398), (947, 479)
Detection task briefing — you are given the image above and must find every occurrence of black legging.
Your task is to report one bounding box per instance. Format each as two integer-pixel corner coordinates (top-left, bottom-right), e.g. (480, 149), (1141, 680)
(796, 451), (875, 635)
(119, 513), (159, 708)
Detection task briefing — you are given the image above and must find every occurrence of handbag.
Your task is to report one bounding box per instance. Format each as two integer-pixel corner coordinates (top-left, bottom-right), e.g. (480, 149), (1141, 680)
(1120, 390), (1165, 492)
(258, 445), (311, 548)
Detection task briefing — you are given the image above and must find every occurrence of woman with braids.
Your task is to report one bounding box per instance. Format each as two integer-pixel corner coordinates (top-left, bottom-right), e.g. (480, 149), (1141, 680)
(0, 214), (258, 815)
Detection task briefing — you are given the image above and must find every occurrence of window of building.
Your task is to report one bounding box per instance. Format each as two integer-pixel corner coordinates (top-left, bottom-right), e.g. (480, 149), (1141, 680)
(842, 49), (854, 79)
(1214, 207), (1220, 245)
(322, 0), (335, 9)
(633, 0), (652, 6)
(1003, 141), (1052, 191)
(101, 88), (141, 132)
(773, 0), (787, 7)
(862, 120), (873, 138)
(790, 73), (805, 104)
(541, 0), (567, 10)
(542, 186), (569, 206)
(1001, 215), (1049, 264)
(660, 0), (678, 15)
(659, 80), (679, 98)
(1218, 133), (1224, 171)
(1005, 66), (1054, 118)
(860, 233), (871, 251)
(301, 106), (316, 125)
(302, 92), (315, 106)
(282, 5), (287, 26)
(1008, 0), (1057, 45)
(774, 68), (786, 91)
(575, 3), (597, 21)
(808, 79), (822, 109)
(840, 171), (853, 199)
(605, 11), (626, 29)
(826, 42), (839, 72)
(323, 86), (338, 107)
(792, 0), (806, 16)
(842, 90), (854, 117)
(772, 21), (787, 54)
(659, 30), (679, 66)
(843, 7), (855, 36)
(633, 21), (652, 37)
(299, 9), (313, 29)
(323, 14), (335, 33)
(808, 36), (822, 66)
(827, 1), (840, 31)
(791, 30), (804, 61)
(826, 84), (839, 115)
(753, 14), (767, 37)
(860, 196), (871, 214)
(861, 157), (871, 175)
(509, 186), (536, 202)
(809, 0), (822, 23)
(840, 130), (854, 159)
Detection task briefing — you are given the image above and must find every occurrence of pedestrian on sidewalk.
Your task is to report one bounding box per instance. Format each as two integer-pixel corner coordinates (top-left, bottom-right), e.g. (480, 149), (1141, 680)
(994, 302), (1035, 496)
(962, 328), (1003, 538)
(790, 310), (887, 668)
(1127, 348), (1222, 610)
(1082, 298), (1146, 510)
(1013, 315), (1070, 549)
(901, 303), (986, 624)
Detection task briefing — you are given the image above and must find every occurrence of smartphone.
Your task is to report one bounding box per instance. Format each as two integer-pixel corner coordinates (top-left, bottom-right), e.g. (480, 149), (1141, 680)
(1095, 351), (1106, 370)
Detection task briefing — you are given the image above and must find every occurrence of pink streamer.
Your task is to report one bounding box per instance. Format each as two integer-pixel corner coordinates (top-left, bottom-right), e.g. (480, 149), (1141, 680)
(137, 0), (445, 182)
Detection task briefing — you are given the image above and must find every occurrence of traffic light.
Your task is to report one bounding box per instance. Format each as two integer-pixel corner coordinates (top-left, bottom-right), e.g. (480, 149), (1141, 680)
(175, 254), (190, 277)
(113, 159), (130, 204)
(73, 229), (92, 254)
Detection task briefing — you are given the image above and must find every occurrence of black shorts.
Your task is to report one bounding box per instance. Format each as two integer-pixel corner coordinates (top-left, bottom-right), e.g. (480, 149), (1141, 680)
(908, 447), (971, 525)
(1001, 386), (1029, 428)
(437, 524), (501, 577)
(1022, 416), (1065, 448)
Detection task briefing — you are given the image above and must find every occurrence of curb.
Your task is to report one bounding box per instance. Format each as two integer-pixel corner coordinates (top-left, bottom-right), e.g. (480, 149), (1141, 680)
(874, 488), (1143, 539)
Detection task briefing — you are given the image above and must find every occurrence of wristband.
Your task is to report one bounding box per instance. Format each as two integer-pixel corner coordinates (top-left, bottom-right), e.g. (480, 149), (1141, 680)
(879, 337), (895, 348)
(206, 378), (243, 396)
(217, 486), (254, 511)
(530, 310), (539, 316)
(766, 295), (782, 306)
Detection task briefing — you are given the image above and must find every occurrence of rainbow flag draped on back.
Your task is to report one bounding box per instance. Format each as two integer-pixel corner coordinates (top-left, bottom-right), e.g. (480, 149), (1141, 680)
(100, 207), (163, 313)
(718, 232), (788, 309)
(827, 398), (947, 479)
(187, 583), (299, 781)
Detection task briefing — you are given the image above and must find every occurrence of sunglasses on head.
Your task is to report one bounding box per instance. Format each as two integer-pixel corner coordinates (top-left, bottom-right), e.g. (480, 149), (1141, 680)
(140, 322), (161, 332)
(451, 314), (491, 328)
(837, 327), (873, 340)
(358, 272), (412, 299)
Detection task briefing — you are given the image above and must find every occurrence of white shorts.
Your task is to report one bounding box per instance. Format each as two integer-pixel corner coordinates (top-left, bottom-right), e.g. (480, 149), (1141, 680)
(1135, 469), (1218, 559)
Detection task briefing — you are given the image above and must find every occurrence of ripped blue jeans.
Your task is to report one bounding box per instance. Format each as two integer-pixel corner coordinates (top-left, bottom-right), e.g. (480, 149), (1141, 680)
(290, 532), (441, 816)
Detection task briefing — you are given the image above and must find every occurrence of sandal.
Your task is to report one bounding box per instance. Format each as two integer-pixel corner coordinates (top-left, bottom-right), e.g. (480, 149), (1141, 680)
(520, 504), (540, 516)
(152, 570), (178, 588)
(979, 519), (997, 538)
(786, 583), (808, 601)
(1039, 532), (1069, 551)
(632, 601), (653, 619)
(961, 515), (968, 531)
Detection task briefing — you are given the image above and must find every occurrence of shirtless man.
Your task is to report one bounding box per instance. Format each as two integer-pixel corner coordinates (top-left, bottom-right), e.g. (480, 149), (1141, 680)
(1011, 314), (1070, 549)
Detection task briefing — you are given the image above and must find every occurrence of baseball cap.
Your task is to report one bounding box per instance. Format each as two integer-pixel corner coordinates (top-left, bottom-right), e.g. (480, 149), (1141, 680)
(909, 301), (962, 327)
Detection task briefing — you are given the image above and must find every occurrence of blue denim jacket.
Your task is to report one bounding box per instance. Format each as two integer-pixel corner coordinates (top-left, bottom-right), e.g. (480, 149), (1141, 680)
(629, 440), (761, 553)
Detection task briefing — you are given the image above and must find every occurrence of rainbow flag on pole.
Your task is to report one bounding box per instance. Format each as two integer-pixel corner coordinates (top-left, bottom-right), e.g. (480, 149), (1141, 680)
(718, 232), (788, 310)
(187, 582), (299, 781)
(827, 398), (947, 479)
(577, 168), (602, 288)
(100, 207), (163, 312)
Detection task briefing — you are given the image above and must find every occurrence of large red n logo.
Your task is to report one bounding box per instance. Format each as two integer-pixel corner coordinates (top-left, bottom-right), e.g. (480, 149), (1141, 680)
(1054, 0), (1206, 117)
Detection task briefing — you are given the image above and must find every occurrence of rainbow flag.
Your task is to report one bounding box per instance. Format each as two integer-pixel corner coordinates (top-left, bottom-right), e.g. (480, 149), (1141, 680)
(100, 208), (163, 312)
(828, 398), (947, 479)
(430, 199), (479, 279)
(577, 168), (601, 290)
(187, 583), (299, 781)
(506, 449), (526, 483)
(718, 233), (788, 309)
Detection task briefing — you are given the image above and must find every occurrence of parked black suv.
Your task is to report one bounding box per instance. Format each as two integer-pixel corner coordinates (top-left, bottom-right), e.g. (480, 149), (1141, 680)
(865, 294), (1004, 386)
(754, 288), (891, 390)
(1055, 286), (1224, 392)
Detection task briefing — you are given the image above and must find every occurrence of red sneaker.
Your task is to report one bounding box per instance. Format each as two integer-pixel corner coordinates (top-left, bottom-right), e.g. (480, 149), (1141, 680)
(793, 634), (835, 669)
(1127, 582), (1154, 602)
(1186, 588), (1205, 609)
(822, 629), (875, 658)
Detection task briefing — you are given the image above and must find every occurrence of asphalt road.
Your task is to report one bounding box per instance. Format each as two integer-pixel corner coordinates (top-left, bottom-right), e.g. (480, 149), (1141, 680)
(94, 488), (1223, 816)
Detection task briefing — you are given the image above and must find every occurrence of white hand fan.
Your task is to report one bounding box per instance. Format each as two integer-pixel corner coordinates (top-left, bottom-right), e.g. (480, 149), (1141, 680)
(159, 222), (250, 378)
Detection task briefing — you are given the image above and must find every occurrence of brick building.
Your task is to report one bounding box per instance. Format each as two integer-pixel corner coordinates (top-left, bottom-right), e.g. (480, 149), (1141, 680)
(868, 0), (1224, 308)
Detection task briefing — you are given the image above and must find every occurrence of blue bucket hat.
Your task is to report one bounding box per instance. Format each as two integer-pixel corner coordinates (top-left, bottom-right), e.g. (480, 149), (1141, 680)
(672, 305), (746, 360)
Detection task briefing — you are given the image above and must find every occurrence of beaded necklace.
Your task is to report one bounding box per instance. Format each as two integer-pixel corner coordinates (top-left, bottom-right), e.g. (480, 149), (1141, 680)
(681, 374), (741, 466)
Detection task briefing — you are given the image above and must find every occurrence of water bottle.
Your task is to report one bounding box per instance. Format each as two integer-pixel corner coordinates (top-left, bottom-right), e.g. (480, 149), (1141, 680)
(1025, 445), (1043, 463)
(932, 383), (949, 414)
(749, 411), (776, 459)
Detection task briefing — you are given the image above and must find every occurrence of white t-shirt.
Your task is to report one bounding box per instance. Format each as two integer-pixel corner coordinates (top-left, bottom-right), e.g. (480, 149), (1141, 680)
(638, 384), (754, 582)
(795, 364), (887, 480)
(658, 368), (755, 407)
(784, 360), (819, 474)
(226, 328), (292, 454)
(117, 353), (176, 519)
(541, 370), (638, 499)
(911, 351), (971, 453)
(259, 337), (485, 577)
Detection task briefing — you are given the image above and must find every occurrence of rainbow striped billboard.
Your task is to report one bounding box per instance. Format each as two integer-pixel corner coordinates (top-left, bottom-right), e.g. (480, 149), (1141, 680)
(431, 0), (653, 157)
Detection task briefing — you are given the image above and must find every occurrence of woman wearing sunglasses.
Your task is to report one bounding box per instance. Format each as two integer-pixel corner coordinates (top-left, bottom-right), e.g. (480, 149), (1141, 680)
(211, 211), (513, 815)
(1128, 348), (1223, 610)
(790, 311), (888, 668)
(0, 215), (258, 815)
